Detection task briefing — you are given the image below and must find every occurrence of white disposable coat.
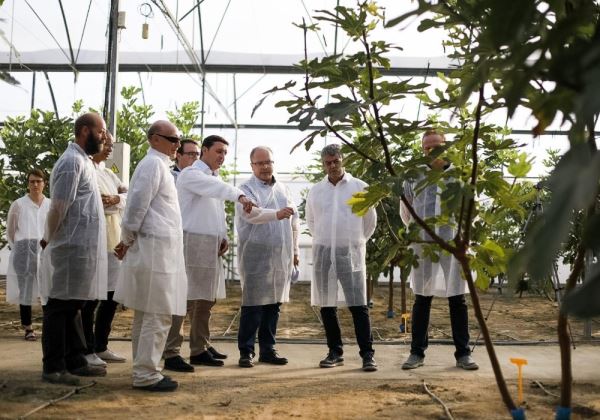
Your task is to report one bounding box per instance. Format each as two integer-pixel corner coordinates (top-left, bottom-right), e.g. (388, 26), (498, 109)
(39, 143), (108, 301)
(400, 173), (466, 297)
(177, 159), (243, 301)
(96, 162), (127, 291)
(6, 195), (50, 305)
(306, 173), (377, 307)
(236, 175), (299, 306)
(114, 148), (187, 316)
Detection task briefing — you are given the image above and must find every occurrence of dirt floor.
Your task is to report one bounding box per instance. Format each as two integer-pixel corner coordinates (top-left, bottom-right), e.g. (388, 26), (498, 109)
(1, 281), (600, 419)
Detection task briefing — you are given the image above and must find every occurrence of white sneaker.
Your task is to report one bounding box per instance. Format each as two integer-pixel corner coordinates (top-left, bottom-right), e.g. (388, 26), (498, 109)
(85, 353), (108, 367)
(97, 348), (127, 363)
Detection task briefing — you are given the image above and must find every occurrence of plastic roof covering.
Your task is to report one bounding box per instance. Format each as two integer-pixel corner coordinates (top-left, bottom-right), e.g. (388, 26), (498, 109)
(0, 0), (595, 176)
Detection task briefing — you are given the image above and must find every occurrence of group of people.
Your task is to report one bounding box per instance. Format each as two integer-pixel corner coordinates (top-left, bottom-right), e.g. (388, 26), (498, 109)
(5, 112), (478, 393)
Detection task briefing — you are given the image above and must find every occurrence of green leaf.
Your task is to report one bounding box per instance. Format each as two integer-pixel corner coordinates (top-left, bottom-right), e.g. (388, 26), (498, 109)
(507, 152), (532, 178)
(561, 264), (600, 319)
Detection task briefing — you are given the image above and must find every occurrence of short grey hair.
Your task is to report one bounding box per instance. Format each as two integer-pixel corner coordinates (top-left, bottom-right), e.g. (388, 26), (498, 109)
(320, 144), (343, 160)
(250, 146), (273, 161)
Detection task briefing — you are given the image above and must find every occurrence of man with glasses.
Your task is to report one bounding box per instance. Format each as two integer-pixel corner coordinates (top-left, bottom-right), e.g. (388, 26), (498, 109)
(114, 120), (187, 392)
(236, 146), (299, 368)
(161, 138), (201, 373)
(171, 139), (200, 181)
(306, 143), (378, 372)
(39, 112), (108, 385)
(175, 135), (254, 368)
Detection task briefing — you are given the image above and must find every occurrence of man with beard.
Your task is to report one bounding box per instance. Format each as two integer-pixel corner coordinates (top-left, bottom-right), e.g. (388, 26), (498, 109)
(306, 144), (378, 372)
(114, 120), (187, 392)
(39, 112), (108, 385)
(173, 135), (254, 369)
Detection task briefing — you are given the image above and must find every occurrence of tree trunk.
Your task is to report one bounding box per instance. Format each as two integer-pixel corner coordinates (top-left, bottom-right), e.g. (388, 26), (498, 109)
(400, 266), (407, 315)
(459, 258), (517, 413)
(387, 263), (394, 317)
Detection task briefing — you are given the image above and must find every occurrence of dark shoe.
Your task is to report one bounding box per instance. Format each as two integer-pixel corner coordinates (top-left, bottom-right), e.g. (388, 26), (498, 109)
(134, 376), (178, 392)
(190, 351), (224, 367)
(402, 354), (424, 370)
(456, 355), (479, 370)
(164, 355), (195, 372)
(319, 352), (344, 368)
(362, 355), (378, 372)
(69, 365), (107, 377)
(259, 351), (288, 365)
(42, 371), (81, 386)
(238, 353), (254, 368)
(208, 346), (228, 360)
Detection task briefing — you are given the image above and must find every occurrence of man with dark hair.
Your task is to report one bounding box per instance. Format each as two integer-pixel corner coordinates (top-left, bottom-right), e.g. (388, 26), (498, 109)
(171, 139), (200, 181)
(39, 112), (108, 385)
(114, 120), (187, 392)
(170, 134), (253, 369)
(400, 130), (478, 371)
(235, 146), (299, 368)
(306, 143), (378, 372)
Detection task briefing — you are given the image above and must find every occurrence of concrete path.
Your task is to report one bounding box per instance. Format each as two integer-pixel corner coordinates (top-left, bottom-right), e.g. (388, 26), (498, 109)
(0, 337), (598, 382)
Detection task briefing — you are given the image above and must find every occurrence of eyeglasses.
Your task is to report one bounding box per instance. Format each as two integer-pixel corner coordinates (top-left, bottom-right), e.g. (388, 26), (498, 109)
(154, 133), (182, 143)
(251, 160), (274, 167)
(182, 152), (200, 157)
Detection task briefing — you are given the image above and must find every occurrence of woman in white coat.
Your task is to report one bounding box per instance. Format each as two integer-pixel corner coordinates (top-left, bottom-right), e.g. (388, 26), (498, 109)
(6, 169), (50, 340)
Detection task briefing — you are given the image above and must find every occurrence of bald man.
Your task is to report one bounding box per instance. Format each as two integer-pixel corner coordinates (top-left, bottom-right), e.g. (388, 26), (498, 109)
(114, 120), (188, 392)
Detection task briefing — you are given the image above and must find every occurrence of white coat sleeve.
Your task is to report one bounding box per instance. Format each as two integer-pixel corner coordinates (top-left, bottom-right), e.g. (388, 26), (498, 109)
(292, 212), (300, 256)
(363, 206), (377, 240)
(44, 165), (80, 243)
(6, 201), (19, 246)
(305, 189), (315, 235)
(399, 181), (413, 226)
(120, 161), (160, 245)
(239, 205), (279, 224)
(108, 170), (127, 210)
(180, 171), (244, 203)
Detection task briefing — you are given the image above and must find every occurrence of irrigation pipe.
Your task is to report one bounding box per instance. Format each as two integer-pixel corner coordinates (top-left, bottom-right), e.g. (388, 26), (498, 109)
(422, 380), (454, 420)
(19, 381), (96, 419)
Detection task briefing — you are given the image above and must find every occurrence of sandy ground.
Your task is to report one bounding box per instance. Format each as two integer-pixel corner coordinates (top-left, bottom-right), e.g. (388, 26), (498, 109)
(1, 282), (600, 419)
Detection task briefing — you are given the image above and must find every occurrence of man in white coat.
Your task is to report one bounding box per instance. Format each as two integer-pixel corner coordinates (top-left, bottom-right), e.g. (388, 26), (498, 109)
(236, 147), (299, 368)
(306, 144), (378, 372)
(114, 120), (187, 392)
(39, 112), (108, 385)
(400, 130), (478, 371)
(173, 135), (254, 368)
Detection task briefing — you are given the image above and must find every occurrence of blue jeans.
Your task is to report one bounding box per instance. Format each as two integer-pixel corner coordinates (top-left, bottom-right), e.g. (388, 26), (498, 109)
(237, 303), (281, 356)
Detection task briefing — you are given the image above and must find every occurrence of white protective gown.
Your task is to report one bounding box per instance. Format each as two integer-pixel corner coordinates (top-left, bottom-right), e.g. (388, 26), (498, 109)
(95, 161), (127, 292)
(114, 148), (187, 316)
(306, 173), (377, 307)
(236, 175), (299, 306)
(400, 173), (466, 297)
(177, 159), (244, 301)
(6, 195), (50, 305)
(39, 143), (108, 301)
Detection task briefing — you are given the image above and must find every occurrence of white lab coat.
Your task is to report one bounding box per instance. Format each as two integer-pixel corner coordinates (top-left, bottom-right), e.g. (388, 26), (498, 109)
(400, 173), (466, 297)
(39, 142), (108, 301)
(236, 175), (299, 306)
(114, 148), (187, 316)
(95, 162), (127, 291)
(306, 173), (377, 307)
(177, 159), (243, 301)
(6, 195), (50, 305)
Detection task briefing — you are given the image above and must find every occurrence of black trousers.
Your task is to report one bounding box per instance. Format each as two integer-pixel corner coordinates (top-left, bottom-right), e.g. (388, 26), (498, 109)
(320, 305), (374, 358)
(81, 291), (118, 354)
(238, 303), (281, 356)
(41, 298), (87, 374)
(410, 294), (471, 359)
(19, 305), (32, 326)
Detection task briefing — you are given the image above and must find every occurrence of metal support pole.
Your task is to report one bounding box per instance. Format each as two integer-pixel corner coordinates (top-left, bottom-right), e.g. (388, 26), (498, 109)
(30, 72), (36, 110)
(197, 2), (206, 138)
(583, 251), (594, 338)
(106, 0), (120, 136)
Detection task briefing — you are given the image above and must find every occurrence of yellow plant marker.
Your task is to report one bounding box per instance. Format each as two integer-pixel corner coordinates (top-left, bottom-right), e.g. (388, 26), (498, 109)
(401, 313), (410, 335)
(510, 358), (528, 404)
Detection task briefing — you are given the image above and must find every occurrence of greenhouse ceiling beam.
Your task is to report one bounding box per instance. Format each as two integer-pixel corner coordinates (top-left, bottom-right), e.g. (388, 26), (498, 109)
(0, 62), (452, 76)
